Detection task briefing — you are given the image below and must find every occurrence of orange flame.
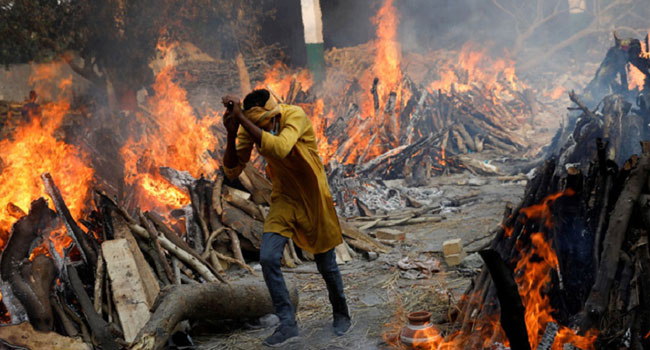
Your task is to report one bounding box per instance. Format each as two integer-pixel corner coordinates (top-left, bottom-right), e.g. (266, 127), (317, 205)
(520, 189), (574, 228)
(121, 41), (220, 211)
(257, 61), (313, 100)
(0, 63), (94, 242)
(372, 0), (402, 99)
(383, 189), (597, 349)
(628, 64), (646, 91)
(340, 0), (403, 164)
(0, 62), (93, 317)
(546, 86), (566, 100)
(429, 43), (523, 97)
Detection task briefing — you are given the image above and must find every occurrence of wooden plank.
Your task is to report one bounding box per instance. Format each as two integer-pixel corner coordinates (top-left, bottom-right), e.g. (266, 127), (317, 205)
(102, 239), (156, 343)
(0, 322), (91, 350)
(111, 213), (160, 307)
(340, 221), (389, 253)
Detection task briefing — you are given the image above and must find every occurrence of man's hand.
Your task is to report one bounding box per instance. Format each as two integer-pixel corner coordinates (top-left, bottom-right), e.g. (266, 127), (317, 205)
(223, 109), (240, 135)
(222, 95), (242, 136)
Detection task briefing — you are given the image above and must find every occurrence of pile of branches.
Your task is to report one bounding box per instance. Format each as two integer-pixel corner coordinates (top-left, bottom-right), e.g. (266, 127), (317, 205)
(0, 160), (388, 350)
(296, 74), (532, 181)
(444, 92), (650, 349)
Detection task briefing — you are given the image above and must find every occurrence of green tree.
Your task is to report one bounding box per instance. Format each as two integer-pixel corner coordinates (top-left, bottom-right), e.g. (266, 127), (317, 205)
(0, 0), (268, 110)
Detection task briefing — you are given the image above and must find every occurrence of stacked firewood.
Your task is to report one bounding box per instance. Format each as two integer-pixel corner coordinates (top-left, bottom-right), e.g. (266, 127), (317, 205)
(0, 163), (386, 350)
(437, 92), (650, 349)
(292, 73), (531, 181)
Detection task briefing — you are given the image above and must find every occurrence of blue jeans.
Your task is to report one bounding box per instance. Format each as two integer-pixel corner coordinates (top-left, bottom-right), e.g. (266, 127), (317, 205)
(259, 232), (348, 328)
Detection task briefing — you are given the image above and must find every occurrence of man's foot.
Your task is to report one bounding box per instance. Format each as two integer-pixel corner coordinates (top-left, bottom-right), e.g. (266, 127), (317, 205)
(263, 325), (300, 347)
(333, 314), (352, 336)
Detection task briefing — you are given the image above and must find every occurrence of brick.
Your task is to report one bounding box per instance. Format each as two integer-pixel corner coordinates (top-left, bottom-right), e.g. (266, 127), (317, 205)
(375, 228), (405, 241)
(445, 251), (466, 267)
(442, 238), (463, 256)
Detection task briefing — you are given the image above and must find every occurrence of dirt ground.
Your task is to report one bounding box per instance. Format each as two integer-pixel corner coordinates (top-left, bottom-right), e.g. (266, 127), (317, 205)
(191, 172), (525, 350)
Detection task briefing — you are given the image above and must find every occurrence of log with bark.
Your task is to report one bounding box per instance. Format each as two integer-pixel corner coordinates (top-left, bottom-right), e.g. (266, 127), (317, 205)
(131, 281), (299, 350)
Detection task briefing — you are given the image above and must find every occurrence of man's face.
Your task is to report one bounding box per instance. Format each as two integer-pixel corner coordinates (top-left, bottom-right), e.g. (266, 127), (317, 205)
(262, 116), (277, 132)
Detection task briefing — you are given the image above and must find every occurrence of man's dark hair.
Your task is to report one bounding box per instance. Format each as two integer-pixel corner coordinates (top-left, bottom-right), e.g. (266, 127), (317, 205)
(243, 89), (270, 110)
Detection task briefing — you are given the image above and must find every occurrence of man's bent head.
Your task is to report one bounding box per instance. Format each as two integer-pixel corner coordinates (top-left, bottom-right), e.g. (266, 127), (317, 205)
(243, 89), (280, 129)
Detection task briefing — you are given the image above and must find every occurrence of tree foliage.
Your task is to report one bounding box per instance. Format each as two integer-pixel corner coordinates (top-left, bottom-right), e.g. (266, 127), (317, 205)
(0, 0), (268, 107)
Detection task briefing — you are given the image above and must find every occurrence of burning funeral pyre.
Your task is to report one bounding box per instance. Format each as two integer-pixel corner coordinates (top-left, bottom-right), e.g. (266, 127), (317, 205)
(0, 0), (649, 349)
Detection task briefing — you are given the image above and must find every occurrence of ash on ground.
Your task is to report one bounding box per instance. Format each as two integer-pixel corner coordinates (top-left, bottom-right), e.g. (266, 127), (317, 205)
(331, 177), (443, 217)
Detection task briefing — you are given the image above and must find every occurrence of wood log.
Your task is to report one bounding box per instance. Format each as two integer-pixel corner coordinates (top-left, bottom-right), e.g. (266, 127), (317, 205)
(451, 128), (468, 154)
(183, 205), (204, 254)
(138, 212), (174, 284)
(0, 322), (91, 350)
(21, 255), (56, 330)
(479, 249), (531, 350)
(0, 198), (57, 328)
(568, 90), (597, 119)
(110, 213), (161, 306)
(243, 163), (272, 205)
(92, 252), (104, 313)
(144, 212), (222, 280)
(580, 144), (650, 330)
(51, 295), (80, 338)
(235, 51), (251, 96)
(131, 281), (299, 350)
(339, 221), (389, 253)
(474, 134), (484, 152)
(158, 167), (195, 191)
(354, 197), (373, 217)
(335, 242), (353, 264)
(189, 183), (210, 244)
(238, 171), (255, 197)
(67, 265), (119, 350)
(212, 173), (224, 216)
(224, 187), (265, 220)
(221, 203), (263, 250)
(102, 239), (155, 343)
(288, 240), (302, 265)
(171, 258), (181, 285)
(282, 245), (296, 268)
(128, 223), (223, 283)
(134, 236), (170, 287)
(455, 123), (476, 152)
(41, 173), (97, 269)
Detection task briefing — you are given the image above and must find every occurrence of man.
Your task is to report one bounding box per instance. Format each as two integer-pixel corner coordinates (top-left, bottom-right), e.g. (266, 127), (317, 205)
(221, 89), (351, 347)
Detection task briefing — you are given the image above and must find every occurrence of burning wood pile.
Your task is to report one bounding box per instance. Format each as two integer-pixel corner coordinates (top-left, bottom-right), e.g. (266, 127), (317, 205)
(261, 42), (535, 182)
(0, 163), (388, 349)
(381, 87), (650, 349)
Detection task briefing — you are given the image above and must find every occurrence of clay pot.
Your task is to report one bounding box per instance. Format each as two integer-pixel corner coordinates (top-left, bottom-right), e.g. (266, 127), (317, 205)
(400, 311), (438, 348)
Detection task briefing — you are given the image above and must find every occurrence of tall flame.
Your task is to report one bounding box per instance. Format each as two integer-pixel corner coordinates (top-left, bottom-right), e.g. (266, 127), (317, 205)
(121, 41), (221, 211)
(0, 62), (94, 319)
(0, 63), (94, 244)
(341, 0), (403, 164)
(372, 0), (402, 99)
